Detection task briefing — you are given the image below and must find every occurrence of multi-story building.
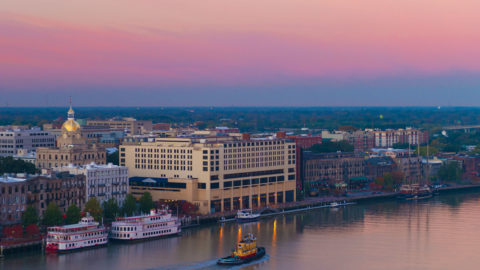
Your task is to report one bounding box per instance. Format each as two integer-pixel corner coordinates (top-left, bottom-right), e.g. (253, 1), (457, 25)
(302, 152), (365, 189)
(392, 155), (422, 184)
(80, 125), (125, 147)
(0, 172), (86, 225)
(120, 134), (297, 214)
(364, 156), (397, 180)
(86, 118), (152, 135)
(0, 127), (56, 157)
(57, 163), (129, 205)
(13, 149), (36, 164)
(321, 130), (347, 142)
(345, 130), (375, 153)
(374, 128), (428, 148)
(0, 176), (27, 225)
(36, 106), (106, 169)
(26, 173), (86, 216)
(282, 132), (322, 190)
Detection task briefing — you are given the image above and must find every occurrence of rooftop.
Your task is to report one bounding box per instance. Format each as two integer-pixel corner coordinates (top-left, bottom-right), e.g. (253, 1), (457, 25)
(0, 176), (27, 183)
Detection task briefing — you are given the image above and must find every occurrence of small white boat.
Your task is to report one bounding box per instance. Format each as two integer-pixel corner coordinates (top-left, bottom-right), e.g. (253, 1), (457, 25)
(329, 202), (340, 208)
(236, 209), (261, 223)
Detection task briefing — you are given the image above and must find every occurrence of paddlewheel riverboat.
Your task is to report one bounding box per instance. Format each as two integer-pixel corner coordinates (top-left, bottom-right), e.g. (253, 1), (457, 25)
(110, 209), (180, 241)
(45, 215), (108, 253)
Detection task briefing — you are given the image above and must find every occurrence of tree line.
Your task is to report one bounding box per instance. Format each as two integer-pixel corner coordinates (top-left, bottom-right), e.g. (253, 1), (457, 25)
(22, 192), (155, 228)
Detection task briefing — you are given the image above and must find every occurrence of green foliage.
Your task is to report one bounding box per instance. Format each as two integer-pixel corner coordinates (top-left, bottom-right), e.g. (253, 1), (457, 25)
(103, 198), (119, 222)
(307, 141), (354, 153)
(392, 143), (410, 149)
(2, 107), (478, 133)
(139, 192), (154, 213)
(42, 202), (63, 227)
(22, 205), (38, 227)
(122, 194), (137, 216)
(65, 205), (81, 225)
(84, 198), (103, 222)
(415, 146), (439, 156)
(107, 151), (119, 165)
(0, 156), (39, 174)
(437, 162), (463, 182)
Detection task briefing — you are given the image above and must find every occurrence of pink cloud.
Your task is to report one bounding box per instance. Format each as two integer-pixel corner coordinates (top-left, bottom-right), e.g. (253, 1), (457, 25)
(1, 1), (480, 92)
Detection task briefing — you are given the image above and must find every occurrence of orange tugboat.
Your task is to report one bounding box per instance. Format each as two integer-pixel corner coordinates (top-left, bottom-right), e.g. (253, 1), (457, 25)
(217, 233), (266, 266)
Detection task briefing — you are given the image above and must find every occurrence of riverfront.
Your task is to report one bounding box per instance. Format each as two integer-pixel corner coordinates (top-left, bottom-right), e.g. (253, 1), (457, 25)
(3, 190), (480, 270)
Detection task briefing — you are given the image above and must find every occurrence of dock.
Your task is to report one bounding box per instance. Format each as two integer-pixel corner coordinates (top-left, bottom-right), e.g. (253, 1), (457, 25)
(0, 237), (43, 258)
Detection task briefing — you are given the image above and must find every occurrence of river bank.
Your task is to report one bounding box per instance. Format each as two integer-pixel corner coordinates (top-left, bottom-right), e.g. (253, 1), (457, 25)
(2, 183), (480, 258)
(193, 183), (480, 226)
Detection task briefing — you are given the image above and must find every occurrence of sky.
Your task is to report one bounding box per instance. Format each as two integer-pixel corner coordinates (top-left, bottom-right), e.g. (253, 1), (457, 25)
(1, 0), (480, 106)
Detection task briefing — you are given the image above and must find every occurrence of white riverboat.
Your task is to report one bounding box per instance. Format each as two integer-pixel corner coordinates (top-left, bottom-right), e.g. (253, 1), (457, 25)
(110, 209), (181, 241)
(45, 215), (108, 253)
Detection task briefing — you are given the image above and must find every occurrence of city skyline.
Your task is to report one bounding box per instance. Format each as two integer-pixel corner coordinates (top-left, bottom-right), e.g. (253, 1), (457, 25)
(2, 0), (480, 106)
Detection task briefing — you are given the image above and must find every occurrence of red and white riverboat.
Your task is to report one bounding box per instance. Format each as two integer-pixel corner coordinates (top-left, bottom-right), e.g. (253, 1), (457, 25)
(45, 215), (108, 253)
(110, 209), (180, 241)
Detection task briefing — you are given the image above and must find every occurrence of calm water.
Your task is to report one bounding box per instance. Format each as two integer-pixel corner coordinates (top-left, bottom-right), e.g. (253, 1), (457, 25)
(3, 191), (480, 270)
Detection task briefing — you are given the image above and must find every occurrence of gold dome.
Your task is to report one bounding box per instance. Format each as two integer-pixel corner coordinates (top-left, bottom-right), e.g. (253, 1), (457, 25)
(62, 119), (81, 132)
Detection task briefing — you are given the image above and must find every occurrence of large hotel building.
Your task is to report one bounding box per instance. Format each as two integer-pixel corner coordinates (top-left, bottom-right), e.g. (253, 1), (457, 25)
(120, 134), (297, 214)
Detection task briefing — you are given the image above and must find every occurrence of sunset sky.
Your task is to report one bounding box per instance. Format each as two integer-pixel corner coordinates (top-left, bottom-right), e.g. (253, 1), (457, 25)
(1, 0), (480, 106)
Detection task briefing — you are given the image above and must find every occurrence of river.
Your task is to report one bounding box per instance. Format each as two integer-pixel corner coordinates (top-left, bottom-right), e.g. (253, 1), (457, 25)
(2, 190), (480, 270)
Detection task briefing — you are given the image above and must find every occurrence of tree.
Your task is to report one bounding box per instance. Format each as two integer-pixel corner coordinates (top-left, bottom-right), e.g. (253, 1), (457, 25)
(0, 156), (39, 174)
(437, 162), (463, 183)
(22, 205), (38, 227)
(415, 146), (439, 157)
(383, 173), (395, 190)
(139, 192), (154, 213)
(65, 204), (81, 225)
(107, 151), (119, 165)
(392, 143), (410, 149)
(391, 171), (405, 186)
(103, 198), (119, 222)
(84, 198), (103, 222)
(122, 194), (137, 216)
(374, 176), (385, 187)
(43, 202), (63, 227)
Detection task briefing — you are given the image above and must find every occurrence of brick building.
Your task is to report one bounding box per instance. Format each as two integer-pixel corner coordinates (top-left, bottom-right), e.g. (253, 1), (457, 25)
(345, 130), (375, 153)
(302, 152), (365, 191)
(281, 132), (323, 191)
(0, 173), (86, 226)
(0, 176), (27, 225)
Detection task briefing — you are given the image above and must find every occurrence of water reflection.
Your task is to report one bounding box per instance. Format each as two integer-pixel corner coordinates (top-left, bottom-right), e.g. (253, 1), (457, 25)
(3, 191), (480, 270)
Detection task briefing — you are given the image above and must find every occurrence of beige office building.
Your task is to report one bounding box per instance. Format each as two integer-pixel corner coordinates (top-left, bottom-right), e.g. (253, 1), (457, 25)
(86, 118), (152, 135)
(120, 135), (297, 214)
